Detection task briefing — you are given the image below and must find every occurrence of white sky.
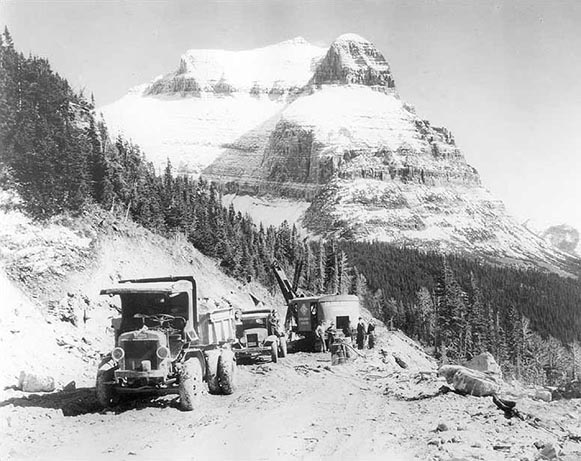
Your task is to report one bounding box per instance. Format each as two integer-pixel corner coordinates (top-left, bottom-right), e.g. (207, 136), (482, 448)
(2, 0), (580, 232)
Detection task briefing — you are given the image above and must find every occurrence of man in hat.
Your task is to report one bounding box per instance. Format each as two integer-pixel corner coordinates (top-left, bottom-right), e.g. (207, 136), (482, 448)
(326, 321), (337, 350)
(356, 317), (366, 350)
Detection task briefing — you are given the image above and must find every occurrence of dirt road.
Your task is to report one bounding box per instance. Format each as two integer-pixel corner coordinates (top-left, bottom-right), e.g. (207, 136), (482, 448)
(2, 350), (581, 461)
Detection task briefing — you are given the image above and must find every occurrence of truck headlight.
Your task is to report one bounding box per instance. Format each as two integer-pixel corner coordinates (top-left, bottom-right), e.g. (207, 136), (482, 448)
(156, 346), (170, 360)
(112, 347), (124, 361)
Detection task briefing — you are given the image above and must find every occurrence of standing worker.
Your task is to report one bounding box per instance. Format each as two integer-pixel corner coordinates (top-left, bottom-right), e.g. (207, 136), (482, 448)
(356, 317), (366, 350)
(326, 321), (337, 350)
(269, 309), (283, 337)
(367, 320), (376, 349)
(315, 320), (327, 353)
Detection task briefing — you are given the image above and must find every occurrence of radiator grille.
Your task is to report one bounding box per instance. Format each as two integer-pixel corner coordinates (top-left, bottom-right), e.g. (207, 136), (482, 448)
(122, 340), (159, 370)
(246, 333), (259, 348)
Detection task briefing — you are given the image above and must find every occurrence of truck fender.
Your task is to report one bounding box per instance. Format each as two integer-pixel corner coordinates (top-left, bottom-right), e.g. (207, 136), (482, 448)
(98, 354), (115, 370)
(264, 335), (278, 346)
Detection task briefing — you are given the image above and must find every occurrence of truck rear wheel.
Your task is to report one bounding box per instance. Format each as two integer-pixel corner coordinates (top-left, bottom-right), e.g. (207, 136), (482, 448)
(217, 349), (236, 395)
(271, 342), (278, 363)
(96, 360), (119, 408)
(279, 336), (287, 358)
(179, 358), (203, 411)
(205, 349), (221, 395)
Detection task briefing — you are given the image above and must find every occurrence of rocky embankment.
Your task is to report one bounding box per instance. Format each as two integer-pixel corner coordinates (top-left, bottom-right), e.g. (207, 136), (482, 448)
(0, 200), (278, 391)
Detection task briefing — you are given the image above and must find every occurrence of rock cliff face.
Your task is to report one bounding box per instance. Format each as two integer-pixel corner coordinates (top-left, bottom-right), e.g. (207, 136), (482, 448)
(311, 34), (396, 88)
(100, 34), (579, 267)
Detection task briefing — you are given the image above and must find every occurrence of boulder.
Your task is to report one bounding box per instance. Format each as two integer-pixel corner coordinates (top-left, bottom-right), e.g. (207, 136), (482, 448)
(436, 422), (449, 432)
(533, 389), (552, 402)
(18, 371), (55, 392)
(538, 442), (559, 460)
(463, 352), (502, 379)
(438, 365), (500, 397)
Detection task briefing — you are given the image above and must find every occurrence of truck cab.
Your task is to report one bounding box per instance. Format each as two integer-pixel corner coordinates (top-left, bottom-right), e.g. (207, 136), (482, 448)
(97, 276), (237, 411)
(233, 309), (287, 363)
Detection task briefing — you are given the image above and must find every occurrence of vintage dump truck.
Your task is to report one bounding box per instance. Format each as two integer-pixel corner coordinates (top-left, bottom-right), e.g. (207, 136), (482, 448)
(233, 308), (287, 363)
(272, 261), (361, 350)
(97, 276), (237, 411)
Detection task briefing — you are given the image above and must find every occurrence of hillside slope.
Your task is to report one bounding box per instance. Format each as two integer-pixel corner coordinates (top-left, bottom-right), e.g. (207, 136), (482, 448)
(0, 199), (278, 391)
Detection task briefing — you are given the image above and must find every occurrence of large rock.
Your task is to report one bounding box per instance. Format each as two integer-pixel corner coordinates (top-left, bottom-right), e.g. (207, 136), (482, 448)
(534, 389), (552, 402)
(463, 352), (502, 379)
(438, 365), (500, 397)
(18, 371), (56, 392)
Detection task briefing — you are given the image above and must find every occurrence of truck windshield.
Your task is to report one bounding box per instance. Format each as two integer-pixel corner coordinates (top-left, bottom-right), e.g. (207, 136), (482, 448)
(120, 292), (189, 331)
(241, 317), (267, 329)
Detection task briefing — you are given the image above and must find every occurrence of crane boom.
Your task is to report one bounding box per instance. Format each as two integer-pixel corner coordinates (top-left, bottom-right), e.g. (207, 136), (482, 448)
(271, 260), (297, 304)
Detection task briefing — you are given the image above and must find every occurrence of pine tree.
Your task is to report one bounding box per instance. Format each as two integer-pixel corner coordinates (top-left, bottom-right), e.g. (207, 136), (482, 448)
(416, 286), (435, 346)
(3, 27), (14, 49)
(337, 250), (350, 294)
(317, 240), (325, 293)
(570, 341), (581, 381)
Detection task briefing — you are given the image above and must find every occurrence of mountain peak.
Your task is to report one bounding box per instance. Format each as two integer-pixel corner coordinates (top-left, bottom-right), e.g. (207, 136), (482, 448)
(334, 33), (370, 44)
(311, 33), (395, 88)
(278, 36), (311, 46)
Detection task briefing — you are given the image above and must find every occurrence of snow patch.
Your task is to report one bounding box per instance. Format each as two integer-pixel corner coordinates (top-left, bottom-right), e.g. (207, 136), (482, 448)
(223, 194), (310, 229)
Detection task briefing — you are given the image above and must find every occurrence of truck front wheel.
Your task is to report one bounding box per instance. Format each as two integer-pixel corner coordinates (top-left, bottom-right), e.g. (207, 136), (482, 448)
(279, 336), (287, 358)
(179, 358), (203, 411)
(271, 342), (279, 363)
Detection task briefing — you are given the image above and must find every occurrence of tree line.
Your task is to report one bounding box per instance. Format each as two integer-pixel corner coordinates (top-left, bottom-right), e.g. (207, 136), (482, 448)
(2, 28), (580, 385)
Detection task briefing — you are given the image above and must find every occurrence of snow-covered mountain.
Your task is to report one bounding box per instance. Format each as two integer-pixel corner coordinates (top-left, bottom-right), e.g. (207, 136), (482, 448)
(100, 38), (326, 174)
(100, 34), (580, 270)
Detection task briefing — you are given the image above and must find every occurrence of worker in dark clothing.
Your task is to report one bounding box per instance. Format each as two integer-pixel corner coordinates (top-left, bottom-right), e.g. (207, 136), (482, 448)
(343, 319), (353, 344)
(367, 321), (376, 349)
(356, 317), (366, 350)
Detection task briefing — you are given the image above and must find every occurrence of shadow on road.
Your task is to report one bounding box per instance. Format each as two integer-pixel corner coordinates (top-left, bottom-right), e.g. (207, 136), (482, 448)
(0, 388), (180, 416)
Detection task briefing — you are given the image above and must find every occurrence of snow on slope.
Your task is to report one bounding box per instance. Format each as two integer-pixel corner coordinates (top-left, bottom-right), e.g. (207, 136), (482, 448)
(101, 92), (284, 174)
(281, 85), (422, 152)
(100, 38), (326, 175)
(222, 194), (311, 229)
(167, 37), (326, 93)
